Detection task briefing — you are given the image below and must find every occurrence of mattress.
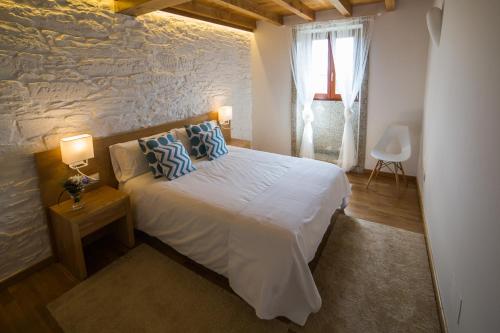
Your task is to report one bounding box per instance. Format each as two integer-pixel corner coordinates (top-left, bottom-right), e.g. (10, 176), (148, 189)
(121, 146), (351, 325)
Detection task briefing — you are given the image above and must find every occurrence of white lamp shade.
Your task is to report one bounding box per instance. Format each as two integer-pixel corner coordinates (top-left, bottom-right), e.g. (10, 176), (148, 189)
(60, 134), (94, 166)
(219, 106), (233, 123)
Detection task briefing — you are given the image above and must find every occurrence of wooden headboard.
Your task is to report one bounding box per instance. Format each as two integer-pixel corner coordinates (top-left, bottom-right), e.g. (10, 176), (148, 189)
(35, 112), (220, 208)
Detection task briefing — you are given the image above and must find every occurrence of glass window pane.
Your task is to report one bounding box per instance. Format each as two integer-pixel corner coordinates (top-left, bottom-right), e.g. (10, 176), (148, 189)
(312, 39), (329, 95)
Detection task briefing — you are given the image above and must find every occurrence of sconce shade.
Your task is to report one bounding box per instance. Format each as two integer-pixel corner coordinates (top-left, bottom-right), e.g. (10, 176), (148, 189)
(60, 134), (94, 166)
(219, 106), (233, 123)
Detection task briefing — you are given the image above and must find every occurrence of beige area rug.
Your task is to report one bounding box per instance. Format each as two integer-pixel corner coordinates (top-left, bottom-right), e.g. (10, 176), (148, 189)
(48, 215), (440, 333)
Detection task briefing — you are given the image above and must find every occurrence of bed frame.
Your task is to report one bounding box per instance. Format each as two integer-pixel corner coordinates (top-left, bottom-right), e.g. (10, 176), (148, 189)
(34, 111), (219, 208)
(34, 110), (339, 283)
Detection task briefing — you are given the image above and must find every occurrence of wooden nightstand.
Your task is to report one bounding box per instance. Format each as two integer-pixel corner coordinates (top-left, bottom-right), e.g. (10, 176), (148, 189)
(228, 138), (251, 149)
(49, 186), (134, 280)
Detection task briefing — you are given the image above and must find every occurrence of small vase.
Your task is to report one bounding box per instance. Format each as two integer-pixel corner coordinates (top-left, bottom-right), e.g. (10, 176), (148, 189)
(69, 192), (84, 210)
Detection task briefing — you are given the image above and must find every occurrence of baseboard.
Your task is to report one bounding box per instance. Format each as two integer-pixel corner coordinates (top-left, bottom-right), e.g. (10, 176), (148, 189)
(0, 256), (54, 290)
(416, 182), (448, 333)
(362, 168), (417, 182)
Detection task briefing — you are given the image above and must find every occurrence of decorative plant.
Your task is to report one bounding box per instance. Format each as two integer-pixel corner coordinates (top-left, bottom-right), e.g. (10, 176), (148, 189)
(59, 175), (90, 209)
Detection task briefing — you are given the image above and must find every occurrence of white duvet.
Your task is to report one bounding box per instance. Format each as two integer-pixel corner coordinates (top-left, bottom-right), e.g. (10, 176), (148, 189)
(121, 146), (351, 325)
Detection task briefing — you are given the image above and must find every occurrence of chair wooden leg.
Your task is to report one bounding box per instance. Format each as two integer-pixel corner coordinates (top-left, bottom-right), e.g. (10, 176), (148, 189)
(375, 160), (383, 180)
(399, 162), (408, 187)
(393, 162), (400, 194)
(366, 160), (380, 189)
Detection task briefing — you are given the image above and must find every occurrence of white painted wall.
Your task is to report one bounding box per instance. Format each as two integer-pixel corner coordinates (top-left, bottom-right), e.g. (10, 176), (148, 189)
(419, 0), (500, 331)
(251, 0), (432, 175)
(251, 22), (292, 155)
(364, 0), (431, 176)
(0, 0), (252, 282)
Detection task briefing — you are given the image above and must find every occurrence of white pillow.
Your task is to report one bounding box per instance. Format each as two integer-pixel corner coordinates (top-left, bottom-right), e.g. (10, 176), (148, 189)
(109, 140), (150, 183)
(172, 127), (191, 152)
(209, 120), (219, 129)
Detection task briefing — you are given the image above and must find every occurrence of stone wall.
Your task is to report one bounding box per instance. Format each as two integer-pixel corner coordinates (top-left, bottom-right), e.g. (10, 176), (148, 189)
(0, 0), (252, 281)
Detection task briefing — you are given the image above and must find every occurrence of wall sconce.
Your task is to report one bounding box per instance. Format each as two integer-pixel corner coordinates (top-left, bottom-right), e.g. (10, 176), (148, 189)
(60, 134), (96, 180)
(219, 106), (233, 129)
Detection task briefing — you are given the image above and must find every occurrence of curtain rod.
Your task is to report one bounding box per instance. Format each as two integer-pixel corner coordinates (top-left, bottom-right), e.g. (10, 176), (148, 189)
(293, 15), (373, 34)
(296, 24), (364, 34)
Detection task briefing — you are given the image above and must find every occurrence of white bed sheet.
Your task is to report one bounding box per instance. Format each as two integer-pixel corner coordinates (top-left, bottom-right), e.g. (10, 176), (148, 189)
(121, 146), (351, 325)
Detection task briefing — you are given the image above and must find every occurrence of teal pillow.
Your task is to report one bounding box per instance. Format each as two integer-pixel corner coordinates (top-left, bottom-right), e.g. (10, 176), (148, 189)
(200, 127), (228, 161)
(138, 132), (175, 178)
(185, 121), (214, 158)
(153, 141), (196, 180)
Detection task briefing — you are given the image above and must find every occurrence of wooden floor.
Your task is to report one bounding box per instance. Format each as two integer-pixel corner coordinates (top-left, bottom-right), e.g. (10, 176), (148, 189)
(346, 172), (423, 234)
(0, 172), (423, 333)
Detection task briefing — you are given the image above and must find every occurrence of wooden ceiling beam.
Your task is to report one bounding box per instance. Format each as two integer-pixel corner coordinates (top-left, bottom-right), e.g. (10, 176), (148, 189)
(209, 0), (283, 26)
(329, 0), (352, 17)
(385, 0), (396, 11)
(164, 1), (256, 31)
(268, 0), (315, 21)
(115, 0), (190, 16)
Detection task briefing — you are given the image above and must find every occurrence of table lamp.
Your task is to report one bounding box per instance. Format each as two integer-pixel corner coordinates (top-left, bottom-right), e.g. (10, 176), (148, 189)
(60, 134), (96, 179)
(218, 106), (232, 129)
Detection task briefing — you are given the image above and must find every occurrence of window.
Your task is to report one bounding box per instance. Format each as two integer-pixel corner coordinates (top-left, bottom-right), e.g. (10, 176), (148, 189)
(312, 38), (341, 101)
(311, 36), (355, 101)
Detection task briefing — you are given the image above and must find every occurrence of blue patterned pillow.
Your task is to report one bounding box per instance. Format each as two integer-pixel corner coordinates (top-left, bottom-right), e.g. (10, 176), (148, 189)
(153, 141), (196, 180)
(138, 132), (175, 178)
(185, 121), (214, 158)
(200, 127), (228, 161)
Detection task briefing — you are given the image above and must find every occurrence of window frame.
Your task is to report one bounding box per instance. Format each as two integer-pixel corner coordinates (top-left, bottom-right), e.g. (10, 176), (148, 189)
(313, 36), (342, 101)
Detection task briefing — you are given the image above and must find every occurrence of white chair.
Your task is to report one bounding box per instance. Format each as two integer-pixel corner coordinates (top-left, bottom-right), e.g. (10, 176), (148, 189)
(366, 125), (411, 192)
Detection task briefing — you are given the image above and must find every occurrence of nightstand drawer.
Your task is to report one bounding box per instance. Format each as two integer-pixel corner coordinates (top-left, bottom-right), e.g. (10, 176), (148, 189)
(79, 200), (128, 237)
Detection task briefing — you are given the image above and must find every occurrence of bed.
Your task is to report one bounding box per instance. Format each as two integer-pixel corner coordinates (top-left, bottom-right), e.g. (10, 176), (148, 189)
(34, 112), (351, 326)
(119, 145), (351, 325)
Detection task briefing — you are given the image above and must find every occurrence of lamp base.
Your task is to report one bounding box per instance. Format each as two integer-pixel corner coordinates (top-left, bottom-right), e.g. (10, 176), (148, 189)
(219, 119), (231, 129)
(69, 160), (88, 170)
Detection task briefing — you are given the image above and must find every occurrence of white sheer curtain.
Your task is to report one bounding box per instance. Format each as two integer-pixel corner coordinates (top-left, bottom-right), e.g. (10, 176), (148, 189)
(291, 29), (328, 159)
(330, 17), (373, 171)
